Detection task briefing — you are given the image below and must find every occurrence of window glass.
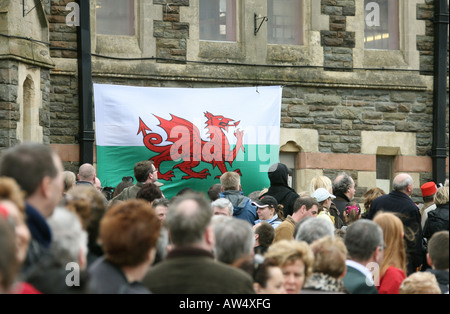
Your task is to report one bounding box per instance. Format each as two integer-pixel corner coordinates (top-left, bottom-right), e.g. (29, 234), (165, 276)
(199, 0), (237, 42)
(376, 155), (394, 192)
(267, 0), (303, 45)
(96, 0), (135, 36)
(364, 0), (399, 50)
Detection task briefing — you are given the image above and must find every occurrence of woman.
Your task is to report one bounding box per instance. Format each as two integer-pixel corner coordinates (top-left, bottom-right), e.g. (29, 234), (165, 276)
(310, 175), (344, 229)
(312, 188), (336, 226)
(264, 239), (314, 294)
(362, 187), (386, 219)
(253, 195), (284, 229)
(253, 256), (286, 294)
(373, 212), (407, 294)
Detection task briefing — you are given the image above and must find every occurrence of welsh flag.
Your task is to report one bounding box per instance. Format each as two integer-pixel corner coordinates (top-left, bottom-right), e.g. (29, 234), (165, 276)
(94, 84), (282, 199)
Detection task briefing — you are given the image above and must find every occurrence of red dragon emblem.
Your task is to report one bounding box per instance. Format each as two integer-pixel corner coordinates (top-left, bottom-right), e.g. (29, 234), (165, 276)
(138, 112), (245, 180)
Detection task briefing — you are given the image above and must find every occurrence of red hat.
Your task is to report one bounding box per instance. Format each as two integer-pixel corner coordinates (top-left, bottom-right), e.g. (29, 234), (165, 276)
(421, 182), (437, 197)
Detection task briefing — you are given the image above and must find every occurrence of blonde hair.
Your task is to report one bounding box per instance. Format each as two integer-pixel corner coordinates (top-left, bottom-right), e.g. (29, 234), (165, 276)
(373, 212), (406, 280)
(0, 177), (25, 213)
(220, 172), (240, 191)
(310, 236), (347, 278)
(399, 272), (441, 294)
(264, 240), (314, 280)
(434, 186), (449, 206)
(310, 176), (332, 195)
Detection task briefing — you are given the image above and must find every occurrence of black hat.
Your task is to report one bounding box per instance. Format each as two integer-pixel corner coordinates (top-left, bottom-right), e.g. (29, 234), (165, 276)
(252, 195), (278, 209)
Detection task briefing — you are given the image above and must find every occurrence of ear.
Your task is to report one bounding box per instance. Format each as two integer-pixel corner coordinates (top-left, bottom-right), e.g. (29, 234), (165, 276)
(205, 225), (215, 247)
(426, 253), (433, 268)
(253, 282), (261, 294)
(40, 176), (53, 199)
(78, 247), (87, 270)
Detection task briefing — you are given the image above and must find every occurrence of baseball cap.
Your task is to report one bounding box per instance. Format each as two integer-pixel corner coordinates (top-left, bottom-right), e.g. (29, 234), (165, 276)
(313, 188), (336, 203)
(421, 182), (437, 197)
(252, 195), (278, 209)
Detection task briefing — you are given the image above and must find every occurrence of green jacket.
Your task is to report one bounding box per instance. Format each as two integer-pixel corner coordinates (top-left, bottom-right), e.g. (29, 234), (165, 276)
(343, 265), (379, 294)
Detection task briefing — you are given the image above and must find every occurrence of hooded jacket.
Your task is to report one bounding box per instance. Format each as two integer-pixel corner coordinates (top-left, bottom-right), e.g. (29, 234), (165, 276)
(220, 190), (257, 225)
(263, 163), (299, 217)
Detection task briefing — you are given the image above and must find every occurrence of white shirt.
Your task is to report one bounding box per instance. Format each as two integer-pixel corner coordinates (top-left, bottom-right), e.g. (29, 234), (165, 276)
(346, 259), (375, 286)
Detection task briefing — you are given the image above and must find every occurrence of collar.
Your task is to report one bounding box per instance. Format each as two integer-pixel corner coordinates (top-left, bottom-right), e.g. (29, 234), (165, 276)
(166, 247), (214, 260)
(346, 260), (374, 284)
(25, 203), (52, 249)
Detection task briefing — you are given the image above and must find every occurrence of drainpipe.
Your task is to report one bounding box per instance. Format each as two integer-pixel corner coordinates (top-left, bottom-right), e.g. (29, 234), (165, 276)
(77, 0), (94, 165)
(432, 0), (449, 185)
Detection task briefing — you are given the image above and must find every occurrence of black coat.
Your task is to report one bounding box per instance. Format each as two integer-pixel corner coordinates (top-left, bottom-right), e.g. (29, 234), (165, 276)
(423, 203), (449, 240)
(368, 190), (423, 275)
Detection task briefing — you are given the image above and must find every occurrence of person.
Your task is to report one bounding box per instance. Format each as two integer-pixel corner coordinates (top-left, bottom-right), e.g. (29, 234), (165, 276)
(426, 231), (449, 293)
(76, 163), (96, 186)
(112, 179), (134, 199)
(211, 198), (234, 217)
(109, 160), (160, 204)
(419, 181), (438, 228)
(373, 212), (407, 294)
(423, 186), (449, 241)
(248, 190), (262, 202)
(207, 183), (222, 202)
(88, 199), (161, 294)
(63, 171), (76, 195)
(361, 187), (385, 219)
(295, 216), (335, 245)
(0, 216), (20, 294)
(253, 221), (275, 256)
(310, 175), (344, 229)
(252, 256), (286, 294)
(343, 220), (384, 294)
(332, 172), (356, 223)
(342, 202), (362, 229)
(399, 271), (441, 294)
(219, 171), (257, 225)
(368, 173), (423, 275)
(213, 218), (255, 266)
(142, 192), (255, 294)
(252, 195), (284, 229)
(264, 239), (314, 294)
(274, 197), (319, 243)
(262, 163), (299, 217)
(135, 183), (163, 206)
(0, 143), (64, 273)
(312, 188), (336, 226)
(301, 236), (348, 294)
(152, 198), (169, 224)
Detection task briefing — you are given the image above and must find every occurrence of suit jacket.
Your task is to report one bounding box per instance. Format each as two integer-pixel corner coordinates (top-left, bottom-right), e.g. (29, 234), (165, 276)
(343, 265), (378, 294)
(142, 247), (255, 294)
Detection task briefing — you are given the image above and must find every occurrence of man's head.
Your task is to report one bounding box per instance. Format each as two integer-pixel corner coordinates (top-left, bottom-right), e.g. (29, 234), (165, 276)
(254, 221), (275, 248)
(421, 182), (438, 203)
(333, 172), (355, 200)
(134, 160), (157, 183)
(220, 172), (241, 191)
(427, 230), (449, 271)
(165, 193), (213, 249)
(344, 220), (384, 265)
(268, 163), (292, 187)
(292, 197), (319, 222)
(211, 198), (233, 217)
(78, 164), (96, 184)
(393, 173), (414, 196)
(0, 143), (64, 217)
(295, 217), (334, 244)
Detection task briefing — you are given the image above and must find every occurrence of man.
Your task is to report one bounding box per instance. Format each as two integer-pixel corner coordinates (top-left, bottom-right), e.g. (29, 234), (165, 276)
(211, 198), (234, 217)
(368, 173), (423, 275)
(332, 172), (356, 222)
(0, 143), (64, 272)
(76, 163), (96, 186)
(343, 220), (384, 294)
(142, 193), (255, 294)
(419, 181), (438, 228)
(295, 216), (335, 245)
(273, 197), (319, 243)
(262, 163), (299, 217)
(253, 221), (274, 256)
(426, 231), (449, 294)
(219, 172), (257, 225)
(110, 160), (160, 204)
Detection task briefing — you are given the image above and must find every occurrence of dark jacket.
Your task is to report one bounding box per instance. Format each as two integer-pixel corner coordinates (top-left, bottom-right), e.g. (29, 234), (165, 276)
(343, 265), (378, 294)
(368, 190), (423, 275)
(142, 247), (255, 294)
(423, 203), (449, 240)
(88, 257), (150, 294)
(264, 163), (299, 217)
(426, 269), (449, 294)
(333, 192), (351, 224)
(220, 190), (257, 225)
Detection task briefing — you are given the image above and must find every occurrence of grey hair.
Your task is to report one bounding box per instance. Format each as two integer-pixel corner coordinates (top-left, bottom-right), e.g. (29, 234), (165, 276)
(393, 174), (413, 192)
(47, 207), (88, 266)
(211, 198), (234, 216)
(333, 172), (354, 195)
(295, 217), (335, 244)
(213, 218), (255, 264)
(344, 220), (384, 262)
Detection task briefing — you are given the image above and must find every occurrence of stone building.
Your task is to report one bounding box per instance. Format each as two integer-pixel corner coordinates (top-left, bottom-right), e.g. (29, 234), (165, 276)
(0, 0), (448, 203)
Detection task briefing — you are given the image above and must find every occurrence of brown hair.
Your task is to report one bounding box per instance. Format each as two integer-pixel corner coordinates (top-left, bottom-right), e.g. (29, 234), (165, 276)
(310, 236), (347, 278)
(0, 177), (26, 213)
(363, 187), (386, 212)
(100, 199), (161, 267)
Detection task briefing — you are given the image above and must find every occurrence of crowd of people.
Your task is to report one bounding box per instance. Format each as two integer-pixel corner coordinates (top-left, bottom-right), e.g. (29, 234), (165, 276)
(0, 142), (448, 295)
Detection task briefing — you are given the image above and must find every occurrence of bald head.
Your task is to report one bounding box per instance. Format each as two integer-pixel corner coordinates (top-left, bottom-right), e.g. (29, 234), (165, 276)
(393, 173), (414, 196)
(78, 163), (96, 183)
